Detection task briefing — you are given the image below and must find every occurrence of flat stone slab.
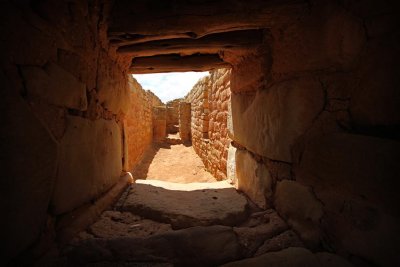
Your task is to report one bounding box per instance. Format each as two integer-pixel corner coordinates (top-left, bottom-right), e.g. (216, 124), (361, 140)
(122, 180), (249, 229)
(64, 225), (241, 266)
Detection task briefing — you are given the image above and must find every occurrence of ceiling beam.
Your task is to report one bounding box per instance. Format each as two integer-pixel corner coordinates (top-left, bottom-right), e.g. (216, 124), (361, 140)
(117, 30), (263, 57)
(109, 0), (307, 44)
(129, 54), (230, 74)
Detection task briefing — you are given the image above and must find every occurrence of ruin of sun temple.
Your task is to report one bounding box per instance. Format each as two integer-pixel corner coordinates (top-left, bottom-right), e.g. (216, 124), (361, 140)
(1, 0), (399, 266)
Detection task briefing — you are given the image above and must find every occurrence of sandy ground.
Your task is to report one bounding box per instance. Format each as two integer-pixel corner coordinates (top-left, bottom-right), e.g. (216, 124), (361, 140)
(131, 135), (217, 183)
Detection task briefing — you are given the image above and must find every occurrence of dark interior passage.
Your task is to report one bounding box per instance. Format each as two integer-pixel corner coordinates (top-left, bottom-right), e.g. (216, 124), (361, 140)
(1, 0), (400, 266)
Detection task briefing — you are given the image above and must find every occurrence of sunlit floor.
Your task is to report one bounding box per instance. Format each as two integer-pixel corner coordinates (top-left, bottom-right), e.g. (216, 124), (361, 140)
(131, 134), (217, 183)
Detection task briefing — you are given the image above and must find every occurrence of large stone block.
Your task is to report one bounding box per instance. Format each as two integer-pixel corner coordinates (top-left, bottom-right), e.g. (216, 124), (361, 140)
(274, 180), (323, 248)
(271, 3), (365, 75)
(97, 51), (130, 115)
(350, 36), (400, 127)
(0, 82), (58, 262)
(21, 62), (87, 110)
(51, 116), (122, 214)
(235, 149), (272, 209)
(294, 133), (400, 266)
(231, 77), (323, 162)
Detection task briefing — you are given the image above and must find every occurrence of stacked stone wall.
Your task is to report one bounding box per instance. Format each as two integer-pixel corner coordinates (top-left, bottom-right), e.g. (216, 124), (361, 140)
(0, 0), (156, 262)
(185, 69), (231, 180)
(125, 77), (163, 171)
(166, 99), (181, 133)
(226, 2), (400, 266)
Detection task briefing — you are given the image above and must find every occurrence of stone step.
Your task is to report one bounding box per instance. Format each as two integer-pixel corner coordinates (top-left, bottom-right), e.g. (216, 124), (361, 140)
(120, 180), (249, 229)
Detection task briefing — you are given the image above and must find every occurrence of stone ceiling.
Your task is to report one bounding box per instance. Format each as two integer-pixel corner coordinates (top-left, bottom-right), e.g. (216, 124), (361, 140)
(108, 0), (307, 73)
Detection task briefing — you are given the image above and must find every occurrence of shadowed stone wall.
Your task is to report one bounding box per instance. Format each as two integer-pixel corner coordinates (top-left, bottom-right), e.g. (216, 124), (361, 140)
(0, 0), (157, 263)
(226, 2), (400, 266)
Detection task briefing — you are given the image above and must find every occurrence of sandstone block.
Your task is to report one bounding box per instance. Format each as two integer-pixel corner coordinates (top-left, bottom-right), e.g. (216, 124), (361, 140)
(271, 3), (365, 75)
(21, 62), (87, 110)
(1, 85), (58, 262)
(235, 149), (272, 209)
(51, 116), (122, 214)
(231, 77), (323, 162)
(122, 180), (248, 229)
(274, 180), (323, 248)
(97, 52), (130, 115)
(222, 247), (352, 267)
(294, 133), (400, 266)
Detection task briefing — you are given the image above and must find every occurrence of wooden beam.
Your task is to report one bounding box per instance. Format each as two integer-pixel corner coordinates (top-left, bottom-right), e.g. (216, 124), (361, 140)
(109, 0), (307, 44)
(117, 30), (263, 57)
(129, 54), (230, 74)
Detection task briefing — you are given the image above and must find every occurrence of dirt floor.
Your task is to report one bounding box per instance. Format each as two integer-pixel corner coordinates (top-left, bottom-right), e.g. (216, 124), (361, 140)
(131, 134), (216, 183)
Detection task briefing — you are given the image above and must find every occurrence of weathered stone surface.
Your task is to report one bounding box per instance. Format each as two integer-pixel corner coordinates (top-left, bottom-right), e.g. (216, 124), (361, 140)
(294, 133), (400, 266)
(97, 51), (130, 115)
(88, 211), (172, 239)
(271, 3), (365, 76)
(350, 36), (400, 127)
(227, 144), (237, 185)
(51, 116), (122, 214)
(222, 247), (353, 267)
(222, 247), (319, 267)
(255, 230), (304, 256)
(231, 77), (324, 162)
(153, 106), (167, 142)
(122, 180), (248, 229)
(178, 102), (191, 142)
(316, 252), (354, 267)
(233, 210), (288, 257)
(235, 149), (272, 209)
(125, 77), (161, 171)
(64, 225), (241, 266)
(21, 62), (87, 110)
(274, 180), (323, 248)
(0, 85), (58, 262)
(185, 69), (231, 180)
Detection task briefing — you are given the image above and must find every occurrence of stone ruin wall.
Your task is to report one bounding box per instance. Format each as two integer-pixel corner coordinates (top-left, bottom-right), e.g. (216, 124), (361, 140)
(0, 0), (159, 261)
(125, 77), (163, 171)
(166, 99), (182, 134)
(224, 2), (400, 266)
(185, 69), (231, 180)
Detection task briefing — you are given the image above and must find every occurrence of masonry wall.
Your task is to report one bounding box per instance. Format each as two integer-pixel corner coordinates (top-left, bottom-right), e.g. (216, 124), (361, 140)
(124, 77), (163, 171)
(0, 0), (145, 263)
(185, 69), (231, 180)
(226, 2), (400, 266)
(166, 99), (181, 134)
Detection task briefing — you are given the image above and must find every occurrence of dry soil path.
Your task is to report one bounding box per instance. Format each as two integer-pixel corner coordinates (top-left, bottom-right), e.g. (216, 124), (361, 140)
(131, 134), (216, 183)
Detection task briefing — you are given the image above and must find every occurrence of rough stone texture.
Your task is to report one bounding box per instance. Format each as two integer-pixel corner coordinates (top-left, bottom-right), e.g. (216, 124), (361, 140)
(0, 86), (58, 262)
(64, 225), (241, 266)
(274, 180), (323, 248)
(122, 180), (248, 229)
(294, 133), (400, 266)
(185, 69), (231, 180)
(178, 102), (191, 142)
(87, 211), (172, 239)
(270, 2), (365, 77)
(125, 76), (163, 171)
(51, 116), (122, 215)
(226, 144), (237, 185)
(166, 99), (181, 133)
(230, 77), (324, 162)
(255, 230), (304, 256)
(20, 62), (87, 110)
(235, 149), (272, 209)
(153, 106), (167, 142)
(233, 210), (288, 257)
(221, 247), (353, 267)
(0, 0), (133, 263)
